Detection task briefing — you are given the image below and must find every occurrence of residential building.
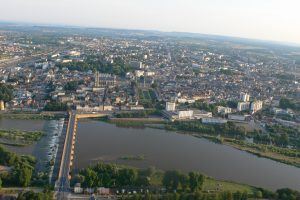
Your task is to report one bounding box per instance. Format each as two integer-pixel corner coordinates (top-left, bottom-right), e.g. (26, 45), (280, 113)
(240, 92), (250, 102)
(166, 102), (176, 111)
(237, 102), (251, 111)
(250, 101), (263, 114)
(217, 106), (232, 114)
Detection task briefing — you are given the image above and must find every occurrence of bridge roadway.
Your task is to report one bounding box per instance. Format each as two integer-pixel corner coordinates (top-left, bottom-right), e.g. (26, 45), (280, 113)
(55, 111), (110, 200)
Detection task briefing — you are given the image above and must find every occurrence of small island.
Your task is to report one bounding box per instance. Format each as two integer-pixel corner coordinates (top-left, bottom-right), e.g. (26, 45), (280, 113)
(119, 155), (146, 161)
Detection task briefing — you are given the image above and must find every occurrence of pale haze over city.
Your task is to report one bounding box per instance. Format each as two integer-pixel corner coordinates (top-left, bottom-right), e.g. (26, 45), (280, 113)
(1, 0), (300, 44)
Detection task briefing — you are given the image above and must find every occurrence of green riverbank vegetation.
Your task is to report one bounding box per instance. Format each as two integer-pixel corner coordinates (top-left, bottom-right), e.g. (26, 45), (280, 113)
(72, 163), (300, 200)
(165, 121), (300, 168)
(0, 129), (43, 146)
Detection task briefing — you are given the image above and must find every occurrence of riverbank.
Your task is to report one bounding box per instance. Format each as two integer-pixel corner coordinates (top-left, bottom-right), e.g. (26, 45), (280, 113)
(224, 139), (300, 168)
(191, 133), (300, 169)
(106, 118), (300, 168)
(0, 112), (66, 120)
(74, 119), (300, 191)
(72, 162), (258, 196)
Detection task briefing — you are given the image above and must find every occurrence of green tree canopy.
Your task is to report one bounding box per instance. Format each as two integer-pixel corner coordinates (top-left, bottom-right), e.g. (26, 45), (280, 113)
(0, 83), (14, 102)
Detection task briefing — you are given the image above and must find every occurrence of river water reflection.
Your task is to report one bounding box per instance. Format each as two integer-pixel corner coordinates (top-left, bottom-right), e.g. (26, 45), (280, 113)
(74, 120), (300, 191)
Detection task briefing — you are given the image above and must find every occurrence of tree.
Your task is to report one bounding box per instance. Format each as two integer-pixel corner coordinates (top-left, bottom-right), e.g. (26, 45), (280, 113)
(44, 101), (68, 111)
(17, 190), (53, 200)
(253, 190), (262, 199)
(189, 172), (205, 192)
(0, 83), (13, 102)
(241, 191), (248, 200)
(117, 168), (138, 186)
(0, 177), (2, 189)
(15, 165), (33, 187)
(219, 191), (233, 200)
(233, 191), (242, 200)
(136, 176), (150, 187)
(64, 81), (79, 91)
(179, 174), (189, 191)
(276, 188), (300, 200)
(279, 98), (295, 110)
(163, 171), (181, 191)
(84, 168), (97, 188)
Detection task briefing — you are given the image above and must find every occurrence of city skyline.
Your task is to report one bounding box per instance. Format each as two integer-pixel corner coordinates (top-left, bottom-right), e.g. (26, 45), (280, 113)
(1, 0), (300, 45)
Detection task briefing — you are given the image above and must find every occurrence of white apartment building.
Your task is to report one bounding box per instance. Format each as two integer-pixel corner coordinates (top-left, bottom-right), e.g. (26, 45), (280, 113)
(166, 102), (176, 111)
(240, 92), (250, 102)
(178, 110), (194, 119)
(237, 102), (251, 111)
(250, 101), (263, 114)
(217, 106), (232, 114)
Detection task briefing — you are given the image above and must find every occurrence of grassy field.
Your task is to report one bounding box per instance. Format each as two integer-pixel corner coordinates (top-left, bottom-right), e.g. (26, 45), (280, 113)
(149, 171), (257, 194)
(203, 177), (255, 194)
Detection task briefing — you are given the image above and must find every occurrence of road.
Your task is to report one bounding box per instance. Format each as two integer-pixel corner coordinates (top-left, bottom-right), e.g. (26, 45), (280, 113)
(56, 111), (77, 200)
(55, 111), (111, 199)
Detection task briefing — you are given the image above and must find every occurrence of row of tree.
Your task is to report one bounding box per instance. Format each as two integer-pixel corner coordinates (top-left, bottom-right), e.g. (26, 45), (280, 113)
(74, 163), (206, 193)
(124, 191), (248, 200)
(75, 163), (152, 188)
(168, 121), (246, 139)
(16, 188), (53, 200)
(124, 188), (300, 200)
(162, 171), (204, 192)
(44, 101), (68, 111)
(57, 56), (133, 77)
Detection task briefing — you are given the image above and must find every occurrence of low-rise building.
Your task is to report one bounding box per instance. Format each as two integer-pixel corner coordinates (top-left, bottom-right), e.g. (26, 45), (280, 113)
(237, 102), (250, 111)
(228, 114), (246, 121)
(217, 106), (232, 114)
(97, 187), (110, 195)
(178, 110), (194, 119)
(74, 183), (83, 194)
(166, 102), (176, 111)
(193, 110), (213, 119)
(250, 101), (263, 114)
(202, 118), (228, 124)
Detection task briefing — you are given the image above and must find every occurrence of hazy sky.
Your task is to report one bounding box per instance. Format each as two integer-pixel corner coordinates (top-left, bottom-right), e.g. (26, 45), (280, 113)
(1, 0), (300, 44)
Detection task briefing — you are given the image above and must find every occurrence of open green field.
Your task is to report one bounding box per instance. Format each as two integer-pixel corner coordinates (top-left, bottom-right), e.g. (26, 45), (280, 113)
(149, 171), (256, 194)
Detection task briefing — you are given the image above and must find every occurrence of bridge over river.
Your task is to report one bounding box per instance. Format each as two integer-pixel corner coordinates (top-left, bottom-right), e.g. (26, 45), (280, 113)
(53, 111), (110, 200)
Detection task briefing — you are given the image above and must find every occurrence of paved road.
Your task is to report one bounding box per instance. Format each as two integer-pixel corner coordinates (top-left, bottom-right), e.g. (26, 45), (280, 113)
(56, 112), (77, 200)
(55, 111), (111, 199)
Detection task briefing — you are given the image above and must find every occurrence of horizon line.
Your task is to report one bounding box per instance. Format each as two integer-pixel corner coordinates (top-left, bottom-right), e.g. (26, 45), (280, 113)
(1, 20), (300, 48)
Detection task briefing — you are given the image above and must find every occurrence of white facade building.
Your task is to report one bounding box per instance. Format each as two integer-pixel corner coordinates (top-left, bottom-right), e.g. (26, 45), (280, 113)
(166, 102), (176, 111)
(250, 101), (263, 114)
(240, 92), (250, 102)
(217, 106), (232, 114)
(193, 110), (213, 119)
(237, 102), (251, 111)
(178, 110), (194, 119)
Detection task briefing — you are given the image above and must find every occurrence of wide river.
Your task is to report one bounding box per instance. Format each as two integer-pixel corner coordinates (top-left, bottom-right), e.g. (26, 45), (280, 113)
(74, 120), (300, 191)
(0, 118), (64, 172)
(1, 118), (300, 191)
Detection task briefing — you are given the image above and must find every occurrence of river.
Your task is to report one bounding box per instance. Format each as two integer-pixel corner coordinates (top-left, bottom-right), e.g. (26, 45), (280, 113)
(0, 118), (64, 172)
(74, 120), (300, 191)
